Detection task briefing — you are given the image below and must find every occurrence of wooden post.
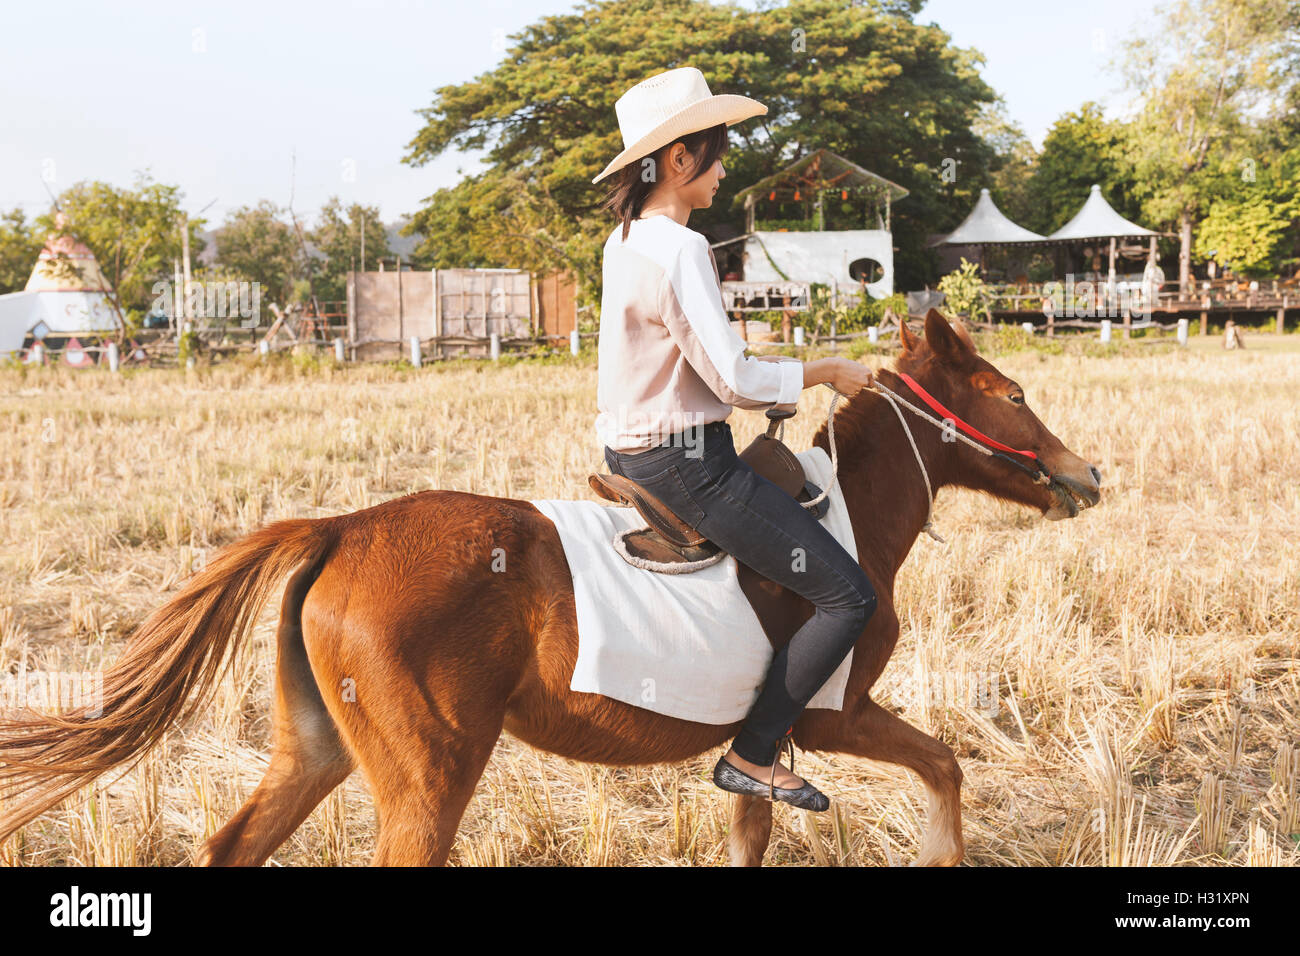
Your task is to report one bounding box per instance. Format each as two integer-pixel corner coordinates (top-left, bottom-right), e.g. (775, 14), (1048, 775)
(1108, 236), (1117, 313)
(397, 256), (404, 344)
(172, 257), (183, 335)
(1121, 240), (1130, 339)
(433, 268), (442, 361)
(180, 214), (193, 331)
(530, 275), (539, 338)
(1200, 295), (1209, 336)
(1179, 212), (1192, 296)
(346, 271), (356, 345)
(424, 269), (435, 363)
(1277, 297), (1286, 335)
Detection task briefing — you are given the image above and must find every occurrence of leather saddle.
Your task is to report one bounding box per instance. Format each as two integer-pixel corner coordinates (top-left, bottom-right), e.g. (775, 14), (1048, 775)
(587, 407), (829, 569)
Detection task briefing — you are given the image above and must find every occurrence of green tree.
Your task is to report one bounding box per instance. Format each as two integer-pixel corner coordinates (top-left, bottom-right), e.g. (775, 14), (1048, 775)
(308, 197), (391, 303)
(402, 0), (997, 300)
(1116, 0), (1300, 291)
(1193, 143), (1300, 275)
(1024, 103), (1141, 235)
(34, 173), (204, 321)
(973, 100), (1038, 230)
(0, 208), (43, 295)
(212, 201), (303, 307)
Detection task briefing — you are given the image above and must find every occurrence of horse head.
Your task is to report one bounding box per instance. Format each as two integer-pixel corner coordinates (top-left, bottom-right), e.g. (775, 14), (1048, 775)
(892, 309), (1102, 520)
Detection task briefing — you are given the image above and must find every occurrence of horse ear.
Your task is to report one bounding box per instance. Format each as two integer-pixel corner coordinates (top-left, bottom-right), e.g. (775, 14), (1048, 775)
(899, 318), (922, 353)
(924, 308), (971, 365)
(951, 317), (978, 353)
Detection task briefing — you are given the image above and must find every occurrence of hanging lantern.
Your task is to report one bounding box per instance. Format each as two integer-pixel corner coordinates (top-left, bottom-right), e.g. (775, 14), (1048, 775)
(794, 190), (801, 201)
(841, 189), (847, 200)
(769, 191), (776, 201)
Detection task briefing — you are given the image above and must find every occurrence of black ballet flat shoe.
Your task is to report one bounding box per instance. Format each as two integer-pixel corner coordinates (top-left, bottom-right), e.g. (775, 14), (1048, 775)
(712, 731), (831, 812)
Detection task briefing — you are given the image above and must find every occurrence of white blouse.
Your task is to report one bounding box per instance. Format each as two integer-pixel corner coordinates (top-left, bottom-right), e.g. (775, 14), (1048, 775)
(594, 215), (803, 453)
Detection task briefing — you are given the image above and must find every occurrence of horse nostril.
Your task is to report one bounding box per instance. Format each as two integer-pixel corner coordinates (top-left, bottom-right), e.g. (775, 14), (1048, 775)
(1090, 465), (1102, 486)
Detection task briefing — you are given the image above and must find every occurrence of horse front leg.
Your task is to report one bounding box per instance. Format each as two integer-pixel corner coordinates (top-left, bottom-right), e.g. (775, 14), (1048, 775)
(725, 794), (773, 866)
(831, 698), (965, 866)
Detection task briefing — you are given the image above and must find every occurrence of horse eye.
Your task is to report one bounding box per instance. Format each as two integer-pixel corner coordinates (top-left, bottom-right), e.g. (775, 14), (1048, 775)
(1008, 392), (1025, 405)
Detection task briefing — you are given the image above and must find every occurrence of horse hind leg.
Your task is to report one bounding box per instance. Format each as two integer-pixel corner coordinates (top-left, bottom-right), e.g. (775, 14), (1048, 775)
(308, 616), (511, 866)
(364, 686), (507, 866)
(197, 559), (354, 867)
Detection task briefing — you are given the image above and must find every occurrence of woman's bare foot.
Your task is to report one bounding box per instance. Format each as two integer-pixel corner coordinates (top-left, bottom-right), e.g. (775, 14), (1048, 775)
(722, 746), (805, 790)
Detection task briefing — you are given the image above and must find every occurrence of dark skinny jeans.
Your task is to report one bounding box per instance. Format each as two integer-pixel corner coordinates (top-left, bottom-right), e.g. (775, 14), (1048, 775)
(605, 419), (877, 765)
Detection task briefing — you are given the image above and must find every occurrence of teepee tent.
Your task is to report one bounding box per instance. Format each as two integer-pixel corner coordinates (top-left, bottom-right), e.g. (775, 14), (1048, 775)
(0, 222), (123, 360)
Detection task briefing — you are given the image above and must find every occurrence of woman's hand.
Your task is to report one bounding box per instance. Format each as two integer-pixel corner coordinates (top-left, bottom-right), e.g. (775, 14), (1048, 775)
(805, 357), (875, 395)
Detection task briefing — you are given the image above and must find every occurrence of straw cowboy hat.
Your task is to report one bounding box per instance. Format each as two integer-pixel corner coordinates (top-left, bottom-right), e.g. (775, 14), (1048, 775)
(590, 67), (767, 185)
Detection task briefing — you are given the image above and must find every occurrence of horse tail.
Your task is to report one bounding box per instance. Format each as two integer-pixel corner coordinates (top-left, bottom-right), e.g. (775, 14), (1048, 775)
(0, 516), (338, 843)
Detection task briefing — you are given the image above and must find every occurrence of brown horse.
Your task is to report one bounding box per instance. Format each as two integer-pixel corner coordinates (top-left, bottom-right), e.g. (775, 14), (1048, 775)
(0, 310), (1101, 866)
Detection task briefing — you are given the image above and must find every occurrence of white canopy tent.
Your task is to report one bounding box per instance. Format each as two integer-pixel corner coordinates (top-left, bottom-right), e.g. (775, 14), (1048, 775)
(1047, 184), (1158, 241)
(931, 188), (1046, 246)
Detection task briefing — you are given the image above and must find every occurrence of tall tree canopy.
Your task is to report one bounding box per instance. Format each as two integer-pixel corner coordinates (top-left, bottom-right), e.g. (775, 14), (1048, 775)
(32, 174), (204, 317)
(973, 100), (1038, 231)
(1116, 0), (1300, 290)
(0, 208), (44, 296)
(1022, 103), (1142, 236)
(308, 197), (391, 303)
(403, 0), (997, 300)
(212, 201), (304, 307)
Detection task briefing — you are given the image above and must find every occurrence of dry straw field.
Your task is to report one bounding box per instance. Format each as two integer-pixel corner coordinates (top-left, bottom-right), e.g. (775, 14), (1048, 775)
(0, 331), (1297, 866)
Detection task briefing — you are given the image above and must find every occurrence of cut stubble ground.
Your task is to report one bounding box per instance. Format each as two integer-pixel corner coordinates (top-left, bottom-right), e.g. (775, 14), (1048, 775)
(0, 334), (1296, 866)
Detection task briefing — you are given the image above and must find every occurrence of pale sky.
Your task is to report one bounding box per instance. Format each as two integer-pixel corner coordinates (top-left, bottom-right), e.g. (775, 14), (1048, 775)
(0, 0), (1154, 230)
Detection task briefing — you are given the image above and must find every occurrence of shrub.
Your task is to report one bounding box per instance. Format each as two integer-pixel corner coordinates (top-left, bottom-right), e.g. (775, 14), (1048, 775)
(937, 258), (991, 320)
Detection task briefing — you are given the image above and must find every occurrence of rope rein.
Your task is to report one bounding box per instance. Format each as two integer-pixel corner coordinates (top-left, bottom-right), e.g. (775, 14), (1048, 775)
(797, 373), (1050, 544)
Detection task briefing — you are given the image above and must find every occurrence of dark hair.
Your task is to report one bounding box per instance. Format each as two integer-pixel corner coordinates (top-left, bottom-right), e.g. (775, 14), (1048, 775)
(601, 123), (729, 242)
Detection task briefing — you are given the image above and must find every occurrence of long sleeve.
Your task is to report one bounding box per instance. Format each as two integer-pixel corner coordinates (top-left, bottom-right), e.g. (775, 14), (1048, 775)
(657, 235), (804, 410)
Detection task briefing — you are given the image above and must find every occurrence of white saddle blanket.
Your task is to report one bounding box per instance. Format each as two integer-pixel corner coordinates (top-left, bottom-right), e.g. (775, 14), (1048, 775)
(529, 446), (857, 725)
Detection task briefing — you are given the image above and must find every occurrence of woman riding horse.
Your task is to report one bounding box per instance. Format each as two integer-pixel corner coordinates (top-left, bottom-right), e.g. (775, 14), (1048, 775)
(591, 67), (879, 810)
